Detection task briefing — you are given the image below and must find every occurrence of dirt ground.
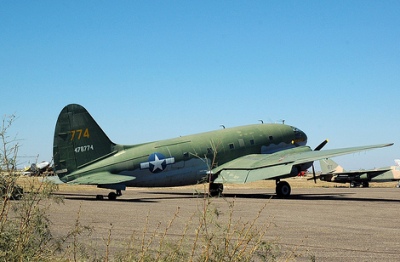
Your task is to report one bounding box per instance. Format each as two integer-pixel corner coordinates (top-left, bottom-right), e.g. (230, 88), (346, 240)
(46, 178), (400, 261)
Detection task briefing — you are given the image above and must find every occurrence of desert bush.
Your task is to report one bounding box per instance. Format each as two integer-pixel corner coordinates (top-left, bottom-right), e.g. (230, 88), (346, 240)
(0, 114), (61, 261)
(115, 188), (277, 262)
(0, 114), (282, 261)
(191, 193), (277, 262)
(55, 204), (97, 262)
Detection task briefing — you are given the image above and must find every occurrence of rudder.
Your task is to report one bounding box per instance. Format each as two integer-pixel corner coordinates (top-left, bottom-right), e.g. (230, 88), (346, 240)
(53, 104), (115, 180)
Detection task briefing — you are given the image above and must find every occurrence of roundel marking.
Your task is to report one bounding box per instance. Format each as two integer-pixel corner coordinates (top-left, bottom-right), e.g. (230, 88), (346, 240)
(139, 152), (176, 173)
(148, 153), (167, 173)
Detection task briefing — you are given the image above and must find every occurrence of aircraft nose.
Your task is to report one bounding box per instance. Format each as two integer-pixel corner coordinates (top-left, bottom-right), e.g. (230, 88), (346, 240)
(291, 126), (307, 146)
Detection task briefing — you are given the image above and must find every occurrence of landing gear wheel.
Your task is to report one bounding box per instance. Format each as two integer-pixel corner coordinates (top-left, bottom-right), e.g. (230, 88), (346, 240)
(209, 183), (224, 197)
(96, 195), (104, 200)
(361, 182), (369, 188)
(276, 181), (291, 198)
(108, 192), (117, 200)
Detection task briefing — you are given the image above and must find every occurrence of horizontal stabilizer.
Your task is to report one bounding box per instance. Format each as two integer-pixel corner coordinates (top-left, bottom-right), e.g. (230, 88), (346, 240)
(39, 176), (66, 184)
(67, 172), (135, 185)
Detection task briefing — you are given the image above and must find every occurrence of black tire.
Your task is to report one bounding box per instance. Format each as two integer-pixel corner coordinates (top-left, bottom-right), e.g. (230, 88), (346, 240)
(361, 182), (369, 188)
(108, 192), (117, 200)
(209, 183), (223, 197)
(276, 181), (291, 198)
(96, 195), (104, 200)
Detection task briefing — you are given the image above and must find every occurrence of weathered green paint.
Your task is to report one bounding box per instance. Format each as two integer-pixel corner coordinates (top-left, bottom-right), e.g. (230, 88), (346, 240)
(53, 104), (392, 196)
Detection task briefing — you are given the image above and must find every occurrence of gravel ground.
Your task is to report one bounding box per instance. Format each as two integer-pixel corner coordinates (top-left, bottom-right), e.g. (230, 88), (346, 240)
(47, 179), (400, 261)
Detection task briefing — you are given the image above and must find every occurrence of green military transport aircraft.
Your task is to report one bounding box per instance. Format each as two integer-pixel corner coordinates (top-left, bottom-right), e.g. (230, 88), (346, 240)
(53, 104), (393, 200)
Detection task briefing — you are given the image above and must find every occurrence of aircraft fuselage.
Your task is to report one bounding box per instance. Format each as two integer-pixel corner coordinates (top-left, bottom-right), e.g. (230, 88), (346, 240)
(61, 124), (307, 187)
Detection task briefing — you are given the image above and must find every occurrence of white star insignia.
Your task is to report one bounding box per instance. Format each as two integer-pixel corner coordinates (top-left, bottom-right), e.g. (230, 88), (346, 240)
(150, 154), (165, 172)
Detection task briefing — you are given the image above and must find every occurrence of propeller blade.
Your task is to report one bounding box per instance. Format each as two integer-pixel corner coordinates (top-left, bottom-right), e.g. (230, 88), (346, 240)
(308, 139), (328, 183)
(312, 164), (317, 183)
(314, 139), (329, 151)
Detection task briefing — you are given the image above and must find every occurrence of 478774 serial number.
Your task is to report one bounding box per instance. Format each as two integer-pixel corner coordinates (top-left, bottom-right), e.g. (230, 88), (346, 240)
(75, 145), (94, 153)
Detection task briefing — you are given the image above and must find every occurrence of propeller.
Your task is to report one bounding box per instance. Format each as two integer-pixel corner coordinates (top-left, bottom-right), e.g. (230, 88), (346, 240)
(311, 139), (329, 183)
(311, 164), (317, 183)
(314, 139), (329, 151)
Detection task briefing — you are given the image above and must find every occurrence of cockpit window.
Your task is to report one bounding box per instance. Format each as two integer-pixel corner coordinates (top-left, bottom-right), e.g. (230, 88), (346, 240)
(291, 126), (303, 139)
(290, 126), (307, 145)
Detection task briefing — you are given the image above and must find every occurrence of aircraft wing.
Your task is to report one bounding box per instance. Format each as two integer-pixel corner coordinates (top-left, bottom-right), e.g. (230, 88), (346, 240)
(66, 172), (135, 185)
(324, 167), (391, 176)
(212, 143), (393, 184)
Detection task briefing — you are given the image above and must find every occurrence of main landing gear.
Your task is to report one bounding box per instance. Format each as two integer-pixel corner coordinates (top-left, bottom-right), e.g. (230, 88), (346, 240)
(350, 181), (369, 188)
(209, 181), (292, 198)
(275, 180), (291, 198)
(209, 183), (224, 197)
(96, 189), (122, 200)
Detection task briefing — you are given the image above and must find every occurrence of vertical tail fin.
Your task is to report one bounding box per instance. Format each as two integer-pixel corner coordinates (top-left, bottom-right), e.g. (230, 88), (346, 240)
(53, 104), (115, 180)
(319, 158), (344, 173)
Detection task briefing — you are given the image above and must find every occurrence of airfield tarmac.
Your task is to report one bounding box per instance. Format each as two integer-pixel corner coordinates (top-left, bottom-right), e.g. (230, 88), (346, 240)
(49, 179), (400, 261)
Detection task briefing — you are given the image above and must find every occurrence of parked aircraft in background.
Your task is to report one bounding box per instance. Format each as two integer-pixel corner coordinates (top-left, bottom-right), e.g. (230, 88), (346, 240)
(318, 158), (400, 188)
(23, 161), (52, 176)
(52, 104), (393, 200)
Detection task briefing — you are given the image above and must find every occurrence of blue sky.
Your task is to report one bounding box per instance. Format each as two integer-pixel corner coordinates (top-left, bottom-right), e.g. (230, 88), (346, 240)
(1, 1), (399, 170)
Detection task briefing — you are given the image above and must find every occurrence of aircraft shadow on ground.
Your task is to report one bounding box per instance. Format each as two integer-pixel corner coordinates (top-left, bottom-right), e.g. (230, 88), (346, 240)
(143, 191), (400, 203)
(51, 192), (159, 203)
(52, 191), (400, 203)
(52, 192), (206, 203)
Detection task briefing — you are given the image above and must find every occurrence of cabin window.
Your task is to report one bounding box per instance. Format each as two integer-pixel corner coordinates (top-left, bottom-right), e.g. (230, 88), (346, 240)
(250, 139), (255, 145)
(269, 136), (273, 141)
(183, 152), (189, 158)
(229, 143), (235, 150)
